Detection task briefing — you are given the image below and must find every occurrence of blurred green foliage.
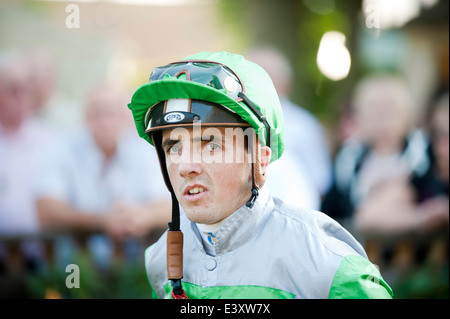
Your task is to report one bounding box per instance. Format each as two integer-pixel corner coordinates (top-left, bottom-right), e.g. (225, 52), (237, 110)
(27, 251), (152, 299)
(393, 261), (449, 299)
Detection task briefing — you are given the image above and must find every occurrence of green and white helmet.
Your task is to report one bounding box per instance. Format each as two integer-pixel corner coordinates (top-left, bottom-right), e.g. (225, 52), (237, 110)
(128, 51), (285, 163)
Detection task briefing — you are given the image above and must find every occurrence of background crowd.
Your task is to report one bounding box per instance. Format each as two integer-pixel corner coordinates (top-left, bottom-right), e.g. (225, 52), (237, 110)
(0, 0), (448, 299)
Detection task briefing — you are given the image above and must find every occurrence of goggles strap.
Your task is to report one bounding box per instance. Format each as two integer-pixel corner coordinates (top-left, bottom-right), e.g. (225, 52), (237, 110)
(238, 92), (271, 149)
(237, 92), (266, 208)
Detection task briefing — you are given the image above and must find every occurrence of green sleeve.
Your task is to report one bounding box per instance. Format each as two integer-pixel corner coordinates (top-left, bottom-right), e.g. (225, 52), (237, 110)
(329, 255), (394, 299)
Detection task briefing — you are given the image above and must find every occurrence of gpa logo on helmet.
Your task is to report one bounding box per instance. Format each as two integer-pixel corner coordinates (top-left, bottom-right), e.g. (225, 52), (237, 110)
(164, 112), (185, 123)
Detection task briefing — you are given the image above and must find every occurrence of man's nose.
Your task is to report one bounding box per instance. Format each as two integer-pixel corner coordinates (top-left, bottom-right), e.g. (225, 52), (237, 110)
(178, 147), (203, 178)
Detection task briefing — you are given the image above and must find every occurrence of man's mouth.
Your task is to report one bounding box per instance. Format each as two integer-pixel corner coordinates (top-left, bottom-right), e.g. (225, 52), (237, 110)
(188, 186), (205, 195)
(184, 185), (208, 201)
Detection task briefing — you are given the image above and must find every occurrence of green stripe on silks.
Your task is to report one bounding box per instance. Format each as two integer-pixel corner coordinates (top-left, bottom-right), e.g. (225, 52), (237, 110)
(329, 255), (394, 299)
(162, 282), (295, 299)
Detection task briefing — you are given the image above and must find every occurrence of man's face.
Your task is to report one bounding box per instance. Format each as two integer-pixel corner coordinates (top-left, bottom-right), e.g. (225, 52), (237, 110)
(0, 62), (32, 130)
(162, 127), (253, 225)
(357, 89), (410, 153)
(85, 86), (127, 155)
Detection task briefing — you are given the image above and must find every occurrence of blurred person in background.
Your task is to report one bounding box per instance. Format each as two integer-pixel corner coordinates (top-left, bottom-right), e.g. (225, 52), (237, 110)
(414, 91), (449, 208)
(354, 91), (449, 298)
(321, 74), (430, 230)
(354, 91), (448, 235)
(24, 46), (81, 130)
(321, 74), (447, 298)
(35, 83), (171, 268)
(0, 49), (55, 297)
(247, 46), (332, 209)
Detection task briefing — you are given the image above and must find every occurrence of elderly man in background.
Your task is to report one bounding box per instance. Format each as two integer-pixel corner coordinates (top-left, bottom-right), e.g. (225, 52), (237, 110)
(35, 83), (171, 267)
(0, 50), (55, 236)
(0, 49), (56, 297)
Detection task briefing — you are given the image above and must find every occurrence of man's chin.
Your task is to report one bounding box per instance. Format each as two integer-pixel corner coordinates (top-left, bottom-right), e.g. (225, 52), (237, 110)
(183, 209), (219, 225)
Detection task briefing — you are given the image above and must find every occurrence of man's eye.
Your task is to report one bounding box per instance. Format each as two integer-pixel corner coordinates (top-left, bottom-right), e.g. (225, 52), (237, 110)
(168, 144), (181, 154)
(206, 142), (221, 151)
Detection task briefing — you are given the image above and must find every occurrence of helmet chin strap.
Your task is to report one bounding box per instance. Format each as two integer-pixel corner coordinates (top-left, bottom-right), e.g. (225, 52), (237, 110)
(151, 133), (187, 299)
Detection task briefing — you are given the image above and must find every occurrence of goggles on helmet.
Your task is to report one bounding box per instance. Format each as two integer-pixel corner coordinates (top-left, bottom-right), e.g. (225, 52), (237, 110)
(149, 60), (245, 101)
(145, 60), (271, 148)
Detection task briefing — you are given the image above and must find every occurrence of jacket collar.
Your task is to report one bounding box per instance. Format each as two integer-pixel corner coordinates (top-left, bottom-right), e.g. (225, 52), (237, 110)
(190, 186), (274, 255)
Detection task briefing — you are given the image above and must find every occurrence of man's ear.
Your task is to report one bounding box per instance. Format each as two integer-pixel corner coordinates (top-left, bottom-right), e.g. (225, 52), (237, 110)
(254, 145), (271, 188)
(259, 145), (271, 176)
